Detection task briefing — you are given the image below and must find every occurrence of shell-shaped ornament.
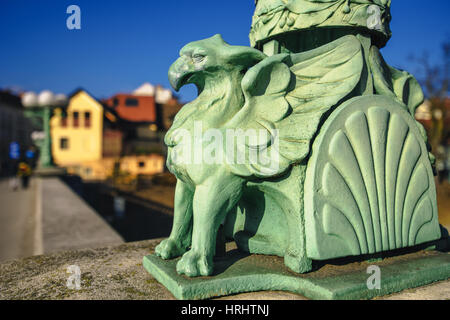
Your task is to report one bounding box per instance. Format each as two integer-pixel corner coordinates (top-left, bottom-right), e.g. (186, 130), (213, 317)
(305, 95), (441, 260)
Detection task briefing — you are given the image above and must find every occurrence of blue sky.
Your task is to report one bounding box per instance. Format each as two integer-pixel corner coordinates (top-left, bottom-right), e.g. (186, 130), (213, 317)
(0, 0), (449, 103)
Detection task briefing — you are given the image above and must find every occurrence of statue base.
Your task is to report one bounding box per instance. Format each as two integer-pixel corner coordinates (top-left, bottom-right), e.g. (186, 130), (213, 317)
(143, 237), (450, 300)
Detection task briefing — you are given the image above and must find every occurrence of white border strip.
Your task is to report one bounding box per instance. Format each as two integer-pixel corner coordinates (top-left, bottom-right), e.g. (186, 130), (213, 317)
(33, 178), (44, 255)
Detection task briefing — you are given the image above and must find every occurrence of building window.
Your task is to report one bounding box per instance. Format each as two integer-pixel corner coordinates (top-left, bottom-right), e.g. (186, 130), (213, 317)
(84, 112), (91, 128)
(138, 161), (145, 168)
(61, 117), (68, 128)
(60, 138), (69, 150)
(125, 98), (139, 107)
(73, 111), (79, 128)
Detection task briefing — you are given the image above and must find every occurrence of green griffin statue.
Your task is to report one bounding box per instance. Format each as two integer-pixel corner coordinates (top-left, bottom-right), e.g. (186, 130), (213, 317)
(153, 0), (442, 278)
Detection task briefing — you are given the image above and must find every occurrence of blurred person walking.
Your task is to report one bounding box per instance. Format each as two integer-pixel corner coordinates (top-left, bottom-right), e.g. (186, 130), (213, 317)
(17, 161), (32, 189)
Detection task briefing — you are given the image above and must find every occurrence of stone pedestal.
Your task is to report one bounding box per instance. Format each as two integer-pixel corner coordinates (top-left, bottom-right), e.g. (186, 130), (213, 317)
(144, 238), (450, 300)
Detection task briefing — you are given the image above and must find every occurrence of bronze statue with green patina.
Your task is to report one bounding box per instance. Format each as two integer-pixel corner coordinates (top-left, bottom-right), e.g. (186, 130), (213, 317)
(153, 0), (442, 278)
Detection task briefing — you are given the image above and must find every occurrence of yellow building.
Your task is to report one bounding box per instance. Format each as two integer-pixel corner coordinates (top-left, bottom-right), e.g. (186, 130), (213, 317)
(70, 155), (165, 181)
(51, 90), (103, 166)
(51, 89), (165, 182)
(67, 158), (116, 181)
(120, 155), (165, 176)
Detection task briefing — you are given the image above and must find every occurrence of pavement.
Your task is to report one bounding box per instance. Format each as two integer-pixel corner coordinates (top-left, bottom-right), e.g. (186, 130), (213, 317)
(0, 177), (123, 263)
(0, 178), (38, 263)
(40, 177), (123, 254)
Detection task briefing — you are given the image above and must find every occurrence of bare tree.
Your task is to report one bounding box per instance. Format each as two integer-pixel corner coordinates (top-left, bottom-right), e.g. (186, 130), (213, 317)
(411, 39), (450, 181)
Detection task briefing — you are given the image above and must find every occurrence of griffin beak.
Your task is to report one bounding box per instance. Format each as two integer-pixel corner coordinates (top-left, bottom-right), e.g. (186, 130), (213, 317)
(168, 56), (194, 92)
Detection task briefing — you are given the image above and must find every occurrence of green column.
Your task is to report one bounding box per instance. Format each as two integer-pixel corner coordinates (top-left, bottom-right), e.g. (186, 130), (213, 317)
(23, 107), (54, 169)
(40, 107), (53, 168)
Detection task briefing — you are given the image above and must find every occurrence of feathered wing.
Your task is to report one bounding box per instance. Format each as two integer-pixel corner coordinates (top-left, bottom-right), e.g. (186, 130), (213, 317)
(227, 35), (364, 178)
(368, 46), (433, 158)
(369, 46), (424, 117)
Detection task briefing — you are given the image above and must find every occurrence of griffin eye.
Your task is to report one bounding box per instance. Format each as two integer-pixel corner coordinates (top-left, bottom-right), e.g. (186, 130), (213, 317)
(193, 54), (205, 63)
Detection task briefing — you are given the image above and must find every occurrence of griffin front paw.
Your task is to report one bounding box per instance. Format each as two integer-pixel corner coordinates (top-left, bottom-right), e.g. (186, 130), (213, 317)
(155, 238), (187, 260)
(176, 250), (213, 277)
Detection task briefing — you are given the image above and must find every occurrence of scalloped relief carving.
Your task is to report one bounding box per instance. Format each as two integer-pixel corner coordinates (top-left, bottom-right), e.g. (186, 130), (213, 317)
(305, 96), (441, 260)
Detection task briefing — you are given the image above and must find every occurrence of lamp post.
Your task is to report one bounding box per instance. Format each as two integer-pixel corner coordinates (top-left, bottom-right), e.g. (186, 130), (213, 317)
(22, 90), (68, 170)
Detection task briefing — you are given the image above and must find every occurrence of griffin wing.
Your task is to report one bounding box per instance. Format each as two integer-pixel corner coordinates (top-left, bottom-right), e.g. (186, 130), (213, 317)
(227, 35), (364, 178)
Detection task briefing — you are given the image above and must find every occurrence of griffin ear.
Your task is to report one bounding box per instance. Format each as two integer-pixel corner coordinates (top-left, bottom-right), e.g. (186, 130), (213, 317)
(210, 34), (266, 68)
(226, 45), (267, 69)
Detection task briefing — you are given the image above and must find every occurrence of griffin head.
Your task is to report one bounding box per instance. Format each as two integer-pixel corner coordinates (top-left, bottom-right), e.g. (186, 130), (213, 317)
(168, 34), (266, 92)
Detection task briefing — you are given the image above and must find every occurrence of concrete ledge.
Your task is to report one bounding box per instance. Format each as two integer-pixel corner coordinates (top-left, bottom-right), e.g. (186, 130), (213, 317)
(0, 239), (449, 300)
(0, 239), (173, 300)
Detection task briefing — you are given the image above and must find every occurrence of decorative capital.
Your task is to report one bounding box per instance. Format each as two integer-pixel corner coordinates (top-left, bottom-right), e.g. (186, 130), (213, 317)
(250, 0), (392, 48)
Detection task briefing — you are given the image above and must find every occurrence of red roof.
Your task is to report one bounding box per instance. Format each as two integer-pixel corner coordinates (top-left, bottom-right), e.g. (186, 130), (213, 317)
(104, 94), (157, 123)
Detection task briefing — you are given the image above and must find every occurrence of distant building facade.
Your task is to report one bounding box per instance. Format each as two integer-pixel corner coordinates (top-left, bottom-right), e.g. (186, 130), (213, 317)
(68, 154), (165, 181)
(104, 93), (157, 123)
(51, 90), (105, 165)
(70, 154), (165, 181)
(103, 83), (182, 156)
(119, 154), (165, 176)
(50, 89), (122, 180)
(158, 97), (183, 131)
(50, 88), (166, 181)
(0, 90), (34, 175)
(415, 100), (433, 132)
(415, 98), (450, 181)
(415, 99), (450, 134)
